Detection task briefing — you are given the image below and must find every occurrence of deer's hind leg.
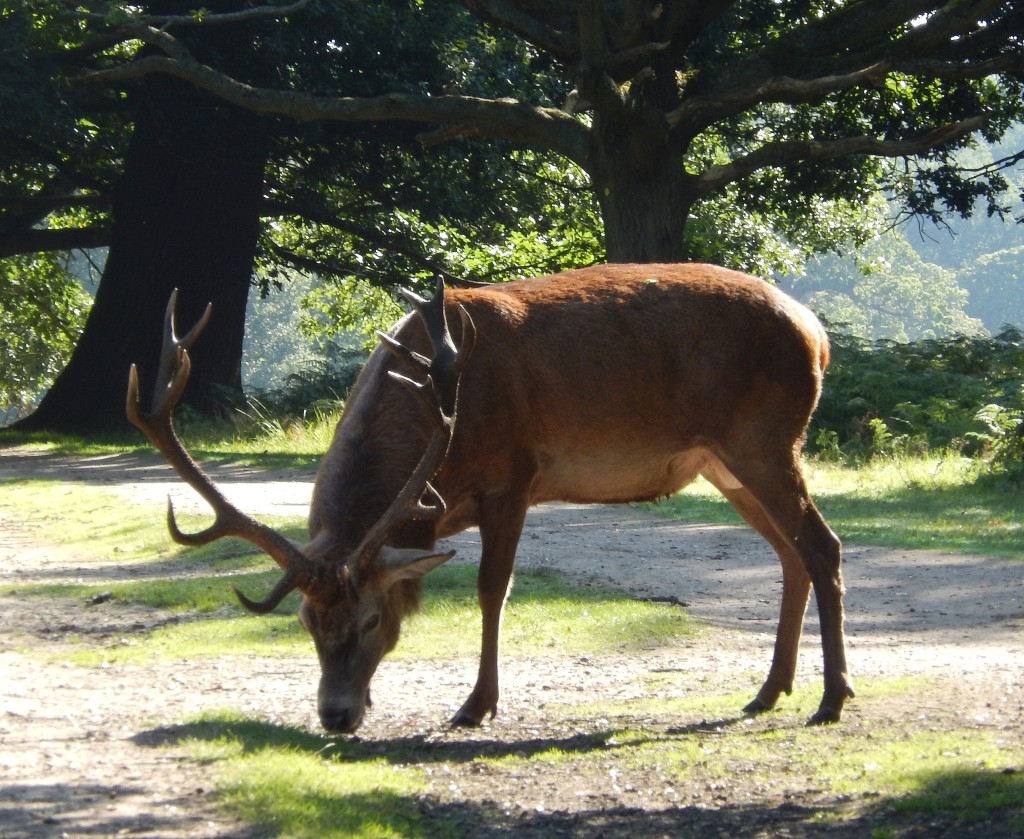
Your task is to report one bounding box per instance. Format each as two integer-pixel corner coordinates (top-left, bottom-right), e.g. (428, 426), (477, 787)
(701, 454), (853, 724)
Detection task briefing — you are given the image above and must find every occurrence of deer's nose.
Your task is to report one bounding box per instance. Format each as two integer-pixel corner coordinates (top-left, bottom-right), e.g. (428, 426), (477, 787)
(320, 706), (362, 734)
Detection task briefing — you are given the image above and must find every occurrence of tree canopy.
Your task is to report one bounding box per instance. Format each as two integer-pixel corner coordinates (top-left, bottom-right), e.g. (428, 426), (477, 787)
(78, 0), (1024, 260)
(3, 0), (1024, 425)
(2, 1), (600, 282)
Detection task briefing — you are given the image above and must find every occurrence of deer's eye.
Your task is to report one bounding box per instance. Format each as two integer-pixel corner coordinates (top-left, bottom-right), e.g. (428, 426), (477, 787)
(361, 613), (381, 634)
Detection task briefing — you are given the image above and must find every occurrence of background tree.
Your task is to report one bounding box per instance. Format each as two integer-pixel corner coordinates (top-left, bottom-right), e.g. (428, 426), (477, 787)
(0, 251), (92, 420)
(2, 1), (598, 430)
(959, 247), (1024, 332)
(784, 235), (985, 341)
(778, 121), (1024, 341)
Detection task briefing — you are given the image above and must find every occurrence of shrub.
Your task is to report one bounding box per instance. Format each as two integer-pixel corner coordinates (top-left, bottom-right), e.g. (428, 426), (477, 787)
(812, 326), (1024, 464)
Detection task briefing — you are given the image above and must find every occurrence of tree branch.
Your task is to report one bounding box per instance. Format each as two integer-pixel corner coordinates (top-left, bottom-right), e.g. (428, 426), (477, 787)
(891, 54), (1024, 82)
(895, 0), (1005, 56)
(574, 0), (626, 113)
(70, 0), (314, 31)
(0, 225), (110, 259)
(455, 0), (578, 62)
(262, 199), (483, 287)
(81, 33), (591, 167)
(667, 61), (892, 129)
(696, 116), (988, 197)
(670, 45), (1024, 139)
(0, 193), (107, 214)
(669, 0), (1023, 136)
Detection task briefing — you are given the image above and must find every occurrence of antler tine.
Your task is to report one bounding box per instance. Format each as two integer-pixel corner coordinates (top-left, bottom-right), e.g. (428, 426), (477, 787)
(150, 289), (211, 415)
(380, 278), (476, 419)
(231, 567), (308, 615)
(127, 292), (316, 607)
(352, 281), (475, 569)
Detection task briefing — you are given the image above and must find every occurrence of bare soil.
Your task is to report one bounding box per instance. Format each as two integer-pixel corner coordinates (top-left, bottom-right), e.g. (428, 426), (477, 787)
(1, 449), (1022, 838)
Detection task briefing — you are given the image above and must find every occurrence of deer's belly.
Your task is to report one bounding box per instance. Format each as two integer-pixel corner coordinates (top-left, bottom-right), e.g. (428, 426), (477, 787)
(531, 447), (716, 505)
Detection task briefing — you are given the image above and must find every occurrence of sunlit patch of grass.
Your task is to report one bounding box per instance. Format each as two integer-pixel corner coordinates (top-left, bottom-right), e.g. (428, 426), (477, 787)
(0, 479), (306, 574)
(1, 407), (341, 466)
(60, 563), (694, 667)
(400, 564), (695, 660)
(569, 680), (817, 724)
(0, 479), (181, 564)
(650, 455), (1024, 558)
(682, 675), (929, 729)
(891, 767), (1024, 828)
(164, 711), (452, 839)
(6, 569), (301, 617)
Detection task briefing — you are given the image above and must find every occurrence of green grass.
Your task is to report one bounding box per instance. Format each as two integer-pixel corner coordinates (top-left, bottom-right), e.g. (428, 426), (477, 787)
(1, 408), (340, 466)
(650, 455), (1024, 559)
(0, 479), (306, 572)
(160, 711), (451, 839)
(8, 430), (1021, 557)
(48, 562), (694, 666)
(413, 564), (694, 659)
(2, 478), (693, 670)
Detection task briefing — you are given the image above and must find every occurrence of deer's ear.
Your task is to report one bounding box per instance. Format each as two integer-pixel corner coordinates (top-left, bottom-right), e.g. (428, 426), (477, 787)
(377, 547), (455, 584)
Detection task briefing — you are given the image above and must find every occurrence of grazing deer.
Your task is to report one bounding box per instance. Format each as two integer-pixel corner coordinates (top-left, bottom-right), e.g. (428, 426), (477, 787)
(127, 263), (854, 734)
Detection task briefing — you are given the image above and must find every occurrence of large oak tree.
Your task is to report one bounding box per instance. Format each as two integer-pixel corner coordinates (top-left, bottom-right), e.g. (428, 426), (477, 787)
(89, 0), (1024, 262)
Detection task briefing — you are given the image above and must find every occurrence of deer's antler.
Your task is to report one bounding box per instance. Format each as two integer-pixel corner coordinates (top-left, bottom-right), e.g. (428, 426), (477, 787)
(126, 290), (319, 613)
(351, 280), (476, 571)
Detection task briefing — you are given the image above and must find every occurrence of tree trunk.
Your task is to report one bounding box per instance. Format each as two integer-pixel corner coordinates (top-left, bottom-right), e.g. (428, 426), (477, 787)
(587, 93), (694, 264)
(17, 80), (268, 433)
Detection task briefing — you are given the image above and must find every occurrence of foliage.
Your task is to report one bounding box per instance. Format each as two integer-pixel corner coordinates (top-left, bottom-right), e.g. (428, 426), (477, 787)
(10, 0), (1024, 278)
(1, 0), (610, 424)
(971, 397), (1024, 477)
(8, 0), (1024, 438)
(895, 122), (1024, 335)
(0, 251), (91, 420)
(787, 234), (985, 341)
(299, 274), (407, 352)
(812, 327), (1024, 465)
(242, 269), (369, 415)
(958, 245), (1024, 334)
(684, 185), (884, 279)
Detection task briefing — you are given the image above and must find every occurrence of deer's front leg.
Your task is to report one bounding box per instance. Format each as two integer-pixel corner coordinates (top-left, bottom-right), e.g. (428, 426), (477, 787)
(451, 494), (527, 727)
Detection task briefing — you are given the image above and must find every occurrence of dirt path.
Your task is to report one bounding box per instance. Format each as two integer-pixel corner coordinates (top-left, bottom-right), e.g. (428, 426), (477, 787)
(1, 450), (1022, 838)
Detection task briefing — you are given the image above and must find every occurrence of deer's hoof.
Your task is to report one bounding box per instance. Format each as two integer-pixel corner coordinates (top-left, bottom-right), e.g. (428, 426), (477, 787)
(450, 701), (497, 728)
(450, 710), (484, 728)
(807, 706), (842, 726)
(742, 696), (775, 716)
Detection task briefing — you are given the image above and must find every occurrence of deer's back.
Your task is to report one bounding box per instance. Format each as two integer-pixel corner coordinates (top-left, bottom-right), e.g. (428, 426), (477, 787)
(422, 263), (828, 509)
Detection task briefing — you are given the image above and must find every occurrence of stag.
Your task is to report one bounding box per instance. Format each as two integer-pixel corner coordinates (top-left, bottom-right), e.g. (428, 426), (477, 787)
(128, 264), (854, 734)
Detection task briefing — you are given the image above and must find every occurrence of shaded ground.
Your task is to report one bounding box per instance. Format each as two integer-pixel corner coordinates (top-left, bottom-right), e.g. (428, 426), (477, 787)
(1, 449), (1022, 838)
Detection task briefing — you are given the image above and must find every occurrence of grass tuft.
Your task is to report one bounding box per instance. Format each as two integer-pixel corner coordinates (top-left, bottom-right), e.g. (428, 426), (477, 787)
(160, 711), (452, 839)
